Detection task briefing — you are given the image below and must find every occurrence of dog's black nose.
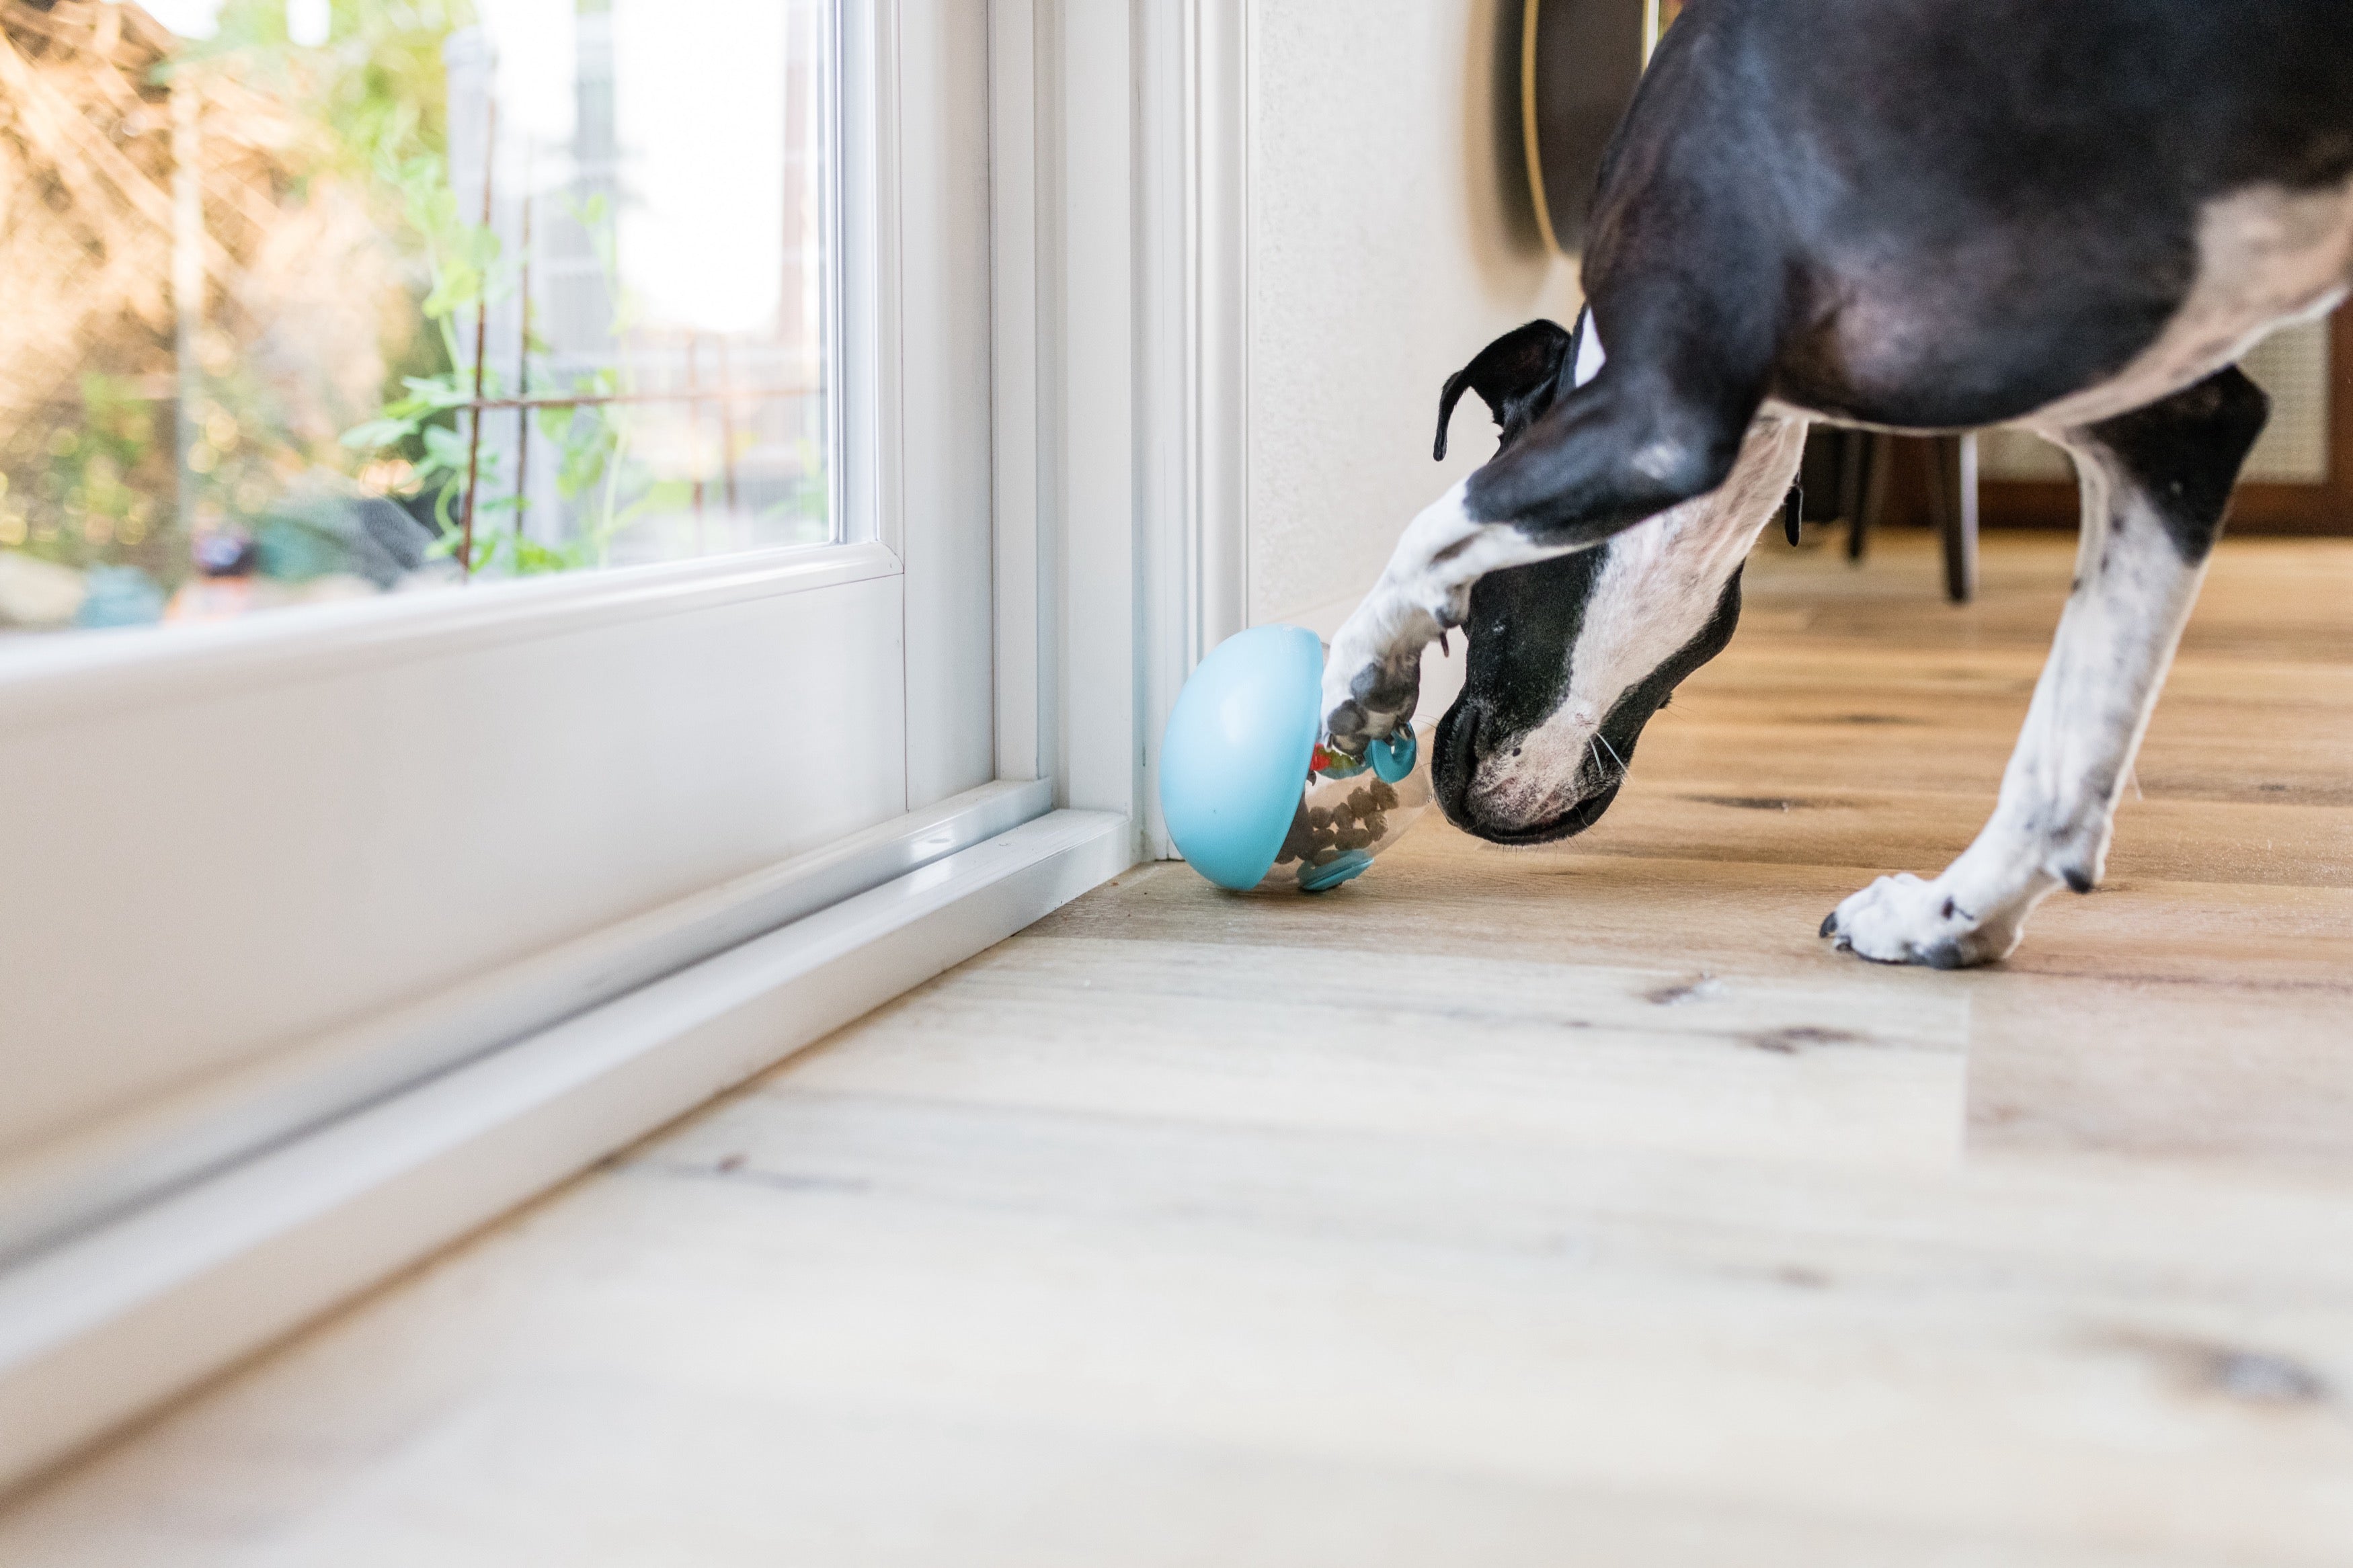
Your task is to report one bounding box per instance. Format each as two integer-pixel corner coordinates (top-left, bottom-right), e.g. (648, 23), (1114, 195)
(1445, 704), (1489, 766)
(1435, 702), (1511, 800)
(1434, 704), (1474, 778)
(1461, 704), (1527, 766)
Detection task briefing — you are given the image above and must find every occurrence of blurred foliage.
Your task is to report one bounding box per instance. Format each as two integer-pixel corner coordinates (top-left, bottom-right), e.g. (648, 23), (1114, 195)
(341, 179), (664, 576)
(4, 0), (832, 604)
(188, 0), (475, 468)
(2, 1), (473, 587)
(0, 378), (161, 569)
(188, 0), (474, 173)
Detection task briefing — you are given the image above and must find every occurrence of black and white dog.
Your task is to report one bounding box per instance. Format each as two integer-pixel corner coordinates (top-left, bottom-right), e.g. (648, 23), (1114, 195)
(1321, 0), (2353, 968)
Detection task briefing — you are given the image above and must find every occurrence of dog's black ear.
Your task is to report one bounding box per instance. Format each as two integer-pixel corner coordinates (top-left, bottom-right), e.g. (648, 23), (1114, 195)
(1434, 318), (1575, 461)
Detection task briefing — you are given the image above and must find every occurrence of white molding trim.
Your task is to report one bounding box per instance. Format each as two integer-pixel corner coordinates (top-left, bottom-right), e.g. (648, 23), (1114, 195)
(0, 807), (1130, 1497)
(838, 0), (904, 560)
(0, 780), (1051, 1266)
(1191, 0), (1252, 663)
(0, 540), (901, 731)
(895, 0), (998, 805)
(993, 0), (1246, 851)
(1136, 0), (1252, 856)
(990, 0), (1045, 785)
(1053, 0), (1138, 826)
(1138, 0), (1187, 855)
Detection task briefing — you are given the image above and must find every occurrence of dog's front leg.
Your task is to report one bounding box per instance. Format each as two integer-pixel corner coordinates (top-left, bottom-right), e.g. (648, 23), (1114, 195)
(1824, 369), (2268, 968)
(1320, 479), (1563, 753)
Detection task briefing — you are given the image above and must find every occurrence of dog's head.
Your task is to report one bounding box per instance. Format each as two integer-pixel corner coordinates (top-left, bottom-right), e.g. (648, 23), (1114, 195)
(1431, 315), (1764, 844)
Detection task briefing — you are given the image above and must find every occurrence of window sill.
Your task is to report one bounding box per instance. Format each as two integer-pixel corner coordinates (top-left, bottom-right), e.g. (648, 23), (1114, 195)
(0, 806), (1133, 1494)
(0, 539), (901, 731)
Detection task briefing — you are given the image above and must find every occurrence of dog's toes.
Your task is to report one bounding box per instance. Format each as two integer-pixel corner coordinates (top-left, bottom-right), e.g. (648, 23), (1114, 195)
(1349, 656), (1420, 722)
(1322, 700), (1370, 756)
(1321, 656), (1419, 759)
(1824, 872), (2022, 969)
(1320, 600), (1431, 759)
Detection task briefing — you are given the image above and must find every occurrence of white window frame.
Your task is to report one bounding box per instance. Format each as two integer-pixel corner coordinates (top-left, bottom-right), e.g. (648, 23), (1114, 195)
(0, 0), (1254, 1493)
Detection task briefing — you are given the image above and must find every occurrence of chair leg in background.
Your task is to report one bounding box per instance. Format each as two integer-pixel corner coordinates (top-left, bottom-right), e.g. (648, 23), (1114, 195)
(1861, 431), (1890, 540)
(1939, 432), (1979, 604)
(1842, 431), (1873, 562)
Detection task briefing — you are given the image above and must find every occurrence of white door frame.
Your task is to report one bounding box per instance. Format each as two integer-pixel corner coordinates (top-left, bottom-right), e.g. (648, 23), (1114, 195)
(996, 0), (1254, 856)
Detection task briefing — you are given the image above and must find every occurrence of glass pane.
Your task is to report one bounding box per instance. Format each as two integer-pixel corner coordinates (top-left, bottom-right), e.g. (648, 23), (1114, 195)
(0, 0), (833, 643)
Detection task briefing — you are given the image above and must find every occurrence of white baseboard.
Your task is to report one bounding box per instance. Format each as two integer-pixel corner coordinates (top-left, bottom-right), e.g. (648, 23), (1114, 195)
(0, 780), (1053, 1265)
(0, 809), (1133, 1497)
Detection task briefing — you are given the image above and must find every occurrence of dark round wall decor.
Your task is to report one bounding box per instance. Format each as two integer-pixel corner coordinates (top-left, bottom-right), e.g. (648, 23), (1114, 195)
(1522, 0), (1681, 253)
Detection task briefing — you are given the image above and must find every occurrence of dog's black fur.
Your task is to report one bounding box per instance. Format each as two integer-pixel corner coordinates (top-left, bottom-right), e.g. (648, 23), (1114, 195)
(1419, 0), (2349, 851)
(1468, 0), (2351, 539)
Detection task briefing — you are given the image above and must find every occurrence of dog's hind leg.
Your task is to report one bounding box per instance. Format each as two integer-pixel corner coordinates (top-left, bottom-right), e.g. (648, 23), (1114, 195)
(1823, 366), (2271, 968)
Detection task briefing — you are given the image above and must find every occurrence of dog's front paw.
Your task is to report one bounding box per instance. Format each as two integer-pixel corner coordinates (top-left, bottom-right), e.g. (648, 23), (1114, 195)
(1320, 640), (1422, 757)
(1322, 587), (1443, 756)
(1819, 872), (2024, 970)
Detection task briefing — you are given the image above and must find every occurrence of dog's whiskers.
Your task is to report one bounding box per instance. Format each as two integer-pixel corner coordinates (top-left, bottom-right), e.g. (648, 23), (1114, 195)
(1585, 733), (1629, 792)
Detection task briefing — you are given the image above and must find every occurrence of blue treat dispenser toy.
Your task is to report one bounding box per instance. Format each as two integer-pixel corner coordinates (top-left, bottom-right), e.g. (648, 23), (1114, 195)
(1160, 625), (1431, 894)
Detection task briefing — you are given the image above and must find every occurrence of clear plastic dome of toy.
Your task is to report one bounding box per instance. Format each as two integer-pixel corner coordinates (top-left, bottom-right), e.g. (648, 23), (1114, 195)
(1253, 723), (1434, 893)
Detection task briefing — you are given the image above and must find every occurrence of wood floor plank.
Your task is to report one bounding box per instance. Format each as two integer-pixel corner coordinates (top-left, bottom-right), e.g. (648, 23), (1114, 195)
(779, 938), (1970, 1169)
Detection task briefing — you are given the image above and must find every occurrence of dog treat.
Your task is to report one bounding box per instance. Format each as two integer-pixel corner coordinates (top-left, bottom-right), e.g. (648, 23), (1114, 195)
(1259, 729), (1434, 891)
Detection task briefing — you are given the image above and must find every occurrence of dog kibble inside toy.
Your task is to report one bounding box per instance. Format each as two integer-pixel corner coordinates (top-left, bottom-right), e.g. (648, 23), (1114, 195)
(1281, 769), (1399, 867)
(1160, 625), (1432, 894)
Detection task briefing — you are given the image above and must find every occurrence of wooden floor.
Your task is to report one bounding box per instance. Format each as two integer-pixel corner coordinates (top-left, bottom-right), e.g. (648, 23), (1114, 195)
(8, 530), (2353, 1565)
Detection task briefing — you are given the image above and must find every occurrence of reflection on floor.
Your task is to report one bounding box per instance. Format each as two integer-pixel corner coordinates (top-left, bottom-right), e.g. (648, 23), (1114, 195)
(7, 529), (2353, 1565)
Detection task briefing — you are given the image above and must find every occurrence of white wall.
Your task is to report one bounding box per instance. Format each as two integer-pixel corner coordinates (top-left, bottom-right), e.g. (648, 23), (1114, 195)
(1247, 0), (1585, 632)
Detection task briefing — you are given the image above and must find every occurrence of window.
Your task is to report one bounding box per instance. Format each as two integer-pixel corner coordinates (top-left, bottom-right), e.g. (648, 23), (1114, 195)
(0, 0), (1001, 1262)
(0, 0), (835, 640)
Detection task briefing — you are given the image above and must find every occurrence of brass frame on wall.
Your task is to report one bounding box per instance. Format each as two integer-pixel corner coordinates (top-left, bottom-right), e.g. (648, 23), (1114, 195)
(1521, 0), (1560, 255)
(1642, 0), (1684, 63)
(1520, 0), (1647, 256)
